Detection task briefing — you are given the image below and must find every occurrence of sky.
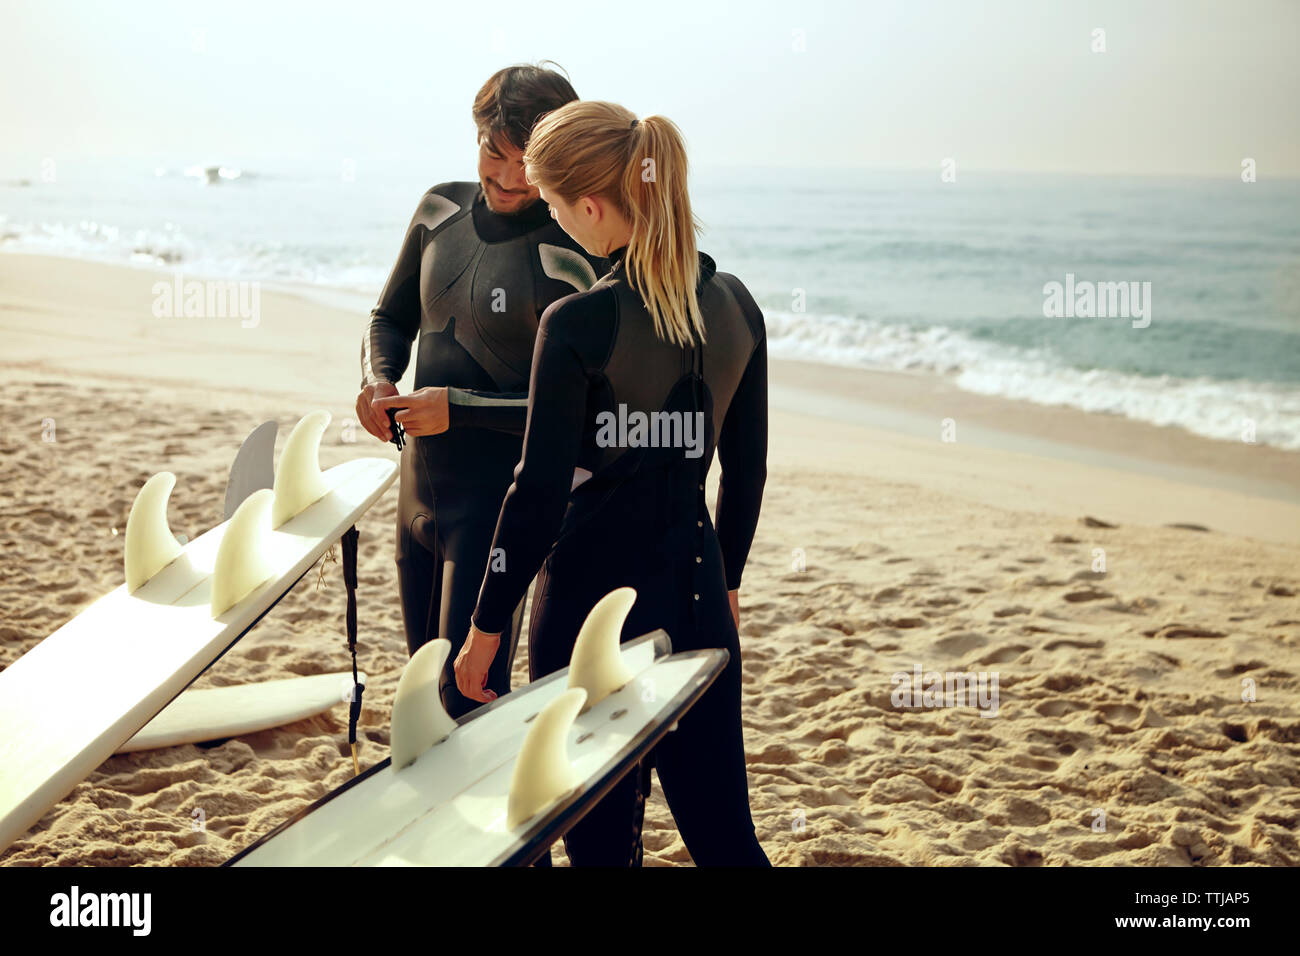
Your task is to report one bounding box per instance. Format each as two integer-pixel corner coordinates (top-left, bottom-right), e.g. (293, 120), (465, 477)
(1, 0), (1297, 178)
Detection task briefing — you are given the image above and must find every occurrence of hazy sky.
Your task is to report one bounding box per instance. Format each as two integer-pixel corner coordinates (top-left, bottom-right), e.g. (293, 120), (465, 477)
(2, 0), (1297, 177)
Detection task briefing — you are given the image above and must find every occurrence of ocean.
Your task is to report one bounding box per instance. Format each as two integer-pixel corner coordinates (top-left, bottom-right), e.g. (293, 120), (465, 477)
(3, 158), (1298, 449)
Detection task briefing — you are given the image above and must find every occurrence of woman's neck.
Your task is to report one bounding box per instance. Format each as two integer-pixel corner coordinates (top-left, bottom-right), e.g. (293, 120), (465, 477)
(600, 226), (633, 258)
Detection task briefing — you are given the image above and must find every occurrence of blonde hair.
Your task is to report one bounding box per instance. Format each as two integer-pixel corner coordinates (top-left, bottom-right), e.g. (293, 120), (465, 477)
(523, 101), (705, 347)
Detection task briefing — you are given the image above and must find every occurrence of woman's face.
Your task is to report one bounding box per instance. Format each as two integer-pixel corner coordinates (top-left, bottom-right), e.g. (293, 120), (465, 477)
(537, 182), (597, 255)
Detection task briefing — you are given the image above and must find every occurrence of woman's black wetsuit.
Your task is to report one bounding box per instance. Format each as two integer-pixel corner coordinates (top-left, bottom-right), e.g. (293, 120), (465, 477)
(361, 182), (605, 719)
(470, 245), (770, 866)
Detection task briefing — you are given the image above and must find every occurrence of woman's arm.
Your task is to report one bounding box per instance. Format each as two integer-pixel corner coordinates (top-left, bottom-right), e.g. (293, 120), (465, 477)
(714, 286), (769, 593)
(470, 300), (590, 633)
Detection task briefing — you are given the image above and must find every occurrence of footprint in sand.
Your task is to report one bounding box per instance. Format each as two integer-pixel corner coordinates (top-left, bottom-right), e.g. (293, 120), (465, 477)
(993, 605), (1030, 618)
(1107, 596), (1160, 614)
(1028, 575), (1069, 588)
(931, 631), (988, 656)
(880, 616), (927, 629)
(975, 644), (1030, 665)
(1043, 673), (1094, 692)
(1211, 660), (1267, 678)
(1141, 624), (1226, 639)
(1043, 638), (1104, 652)
(1063, 587), (1112, 603)
(1034, 698), (1088, 717)
(1098, 703), (1142, 724)
(1080, 516), (1117, 529)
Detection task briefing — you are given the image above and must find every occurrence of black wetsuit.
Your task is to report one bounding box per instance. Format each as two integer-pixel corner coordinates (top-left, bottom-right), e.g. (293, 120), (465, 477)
(361, 182), (606, 719)
(471, 245), (770, 866)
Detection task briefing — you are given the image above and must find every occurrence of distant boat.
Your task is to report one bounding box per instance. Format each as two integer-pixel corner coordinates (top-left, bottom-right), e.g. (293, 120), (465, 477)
(183, 164), (243, 185)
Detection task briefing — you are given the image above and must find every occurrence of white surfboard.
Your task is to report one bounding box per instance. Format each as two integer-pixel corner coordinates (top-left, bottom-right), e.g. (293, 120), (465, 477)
(0, 411), (397, 852)
(115, 671), (364, 753)
(228, 589), (729, 867)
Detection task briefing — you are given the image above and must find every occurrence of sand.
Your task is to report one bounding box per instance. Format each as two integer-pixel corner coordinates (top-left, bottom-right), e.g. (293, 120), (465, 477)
(1, 251), (1297, 866)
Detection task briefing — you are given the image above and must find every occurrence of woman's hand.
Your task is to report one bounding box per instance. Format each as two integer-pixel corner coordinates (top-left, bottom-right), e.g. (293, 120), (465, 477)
(454, 625), (501, 703)
(371, 386), (450, 437)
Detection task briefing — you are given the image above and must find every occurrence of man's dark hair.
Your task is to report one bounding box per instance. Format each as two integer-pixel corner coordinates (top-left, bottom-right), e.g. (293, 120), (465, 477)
(473, 62), (578, 153)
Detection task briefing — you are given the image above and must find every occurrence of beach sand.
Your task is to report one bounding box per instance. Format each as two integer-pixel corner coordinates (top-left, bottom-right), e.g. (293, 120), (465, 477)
(1, 252), (1297, 866)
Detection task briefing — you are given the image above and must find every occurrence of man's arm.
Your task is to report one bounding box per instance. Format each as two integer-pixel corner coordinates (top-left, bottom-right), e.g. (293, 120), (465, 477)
(360, 190), (447, 389)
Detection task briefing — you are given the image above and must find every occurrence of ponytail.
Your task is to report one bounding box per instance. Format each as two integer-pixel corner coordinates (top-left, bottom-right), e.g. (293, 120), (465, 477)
(524, 101), (705, 347)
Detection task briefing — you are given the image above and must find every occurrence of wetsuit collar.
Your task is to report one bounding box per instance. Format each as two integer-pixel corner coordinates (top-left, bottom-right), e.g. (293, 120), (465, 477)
(471, 186), (553, 242)
(607, 244), (717, 290)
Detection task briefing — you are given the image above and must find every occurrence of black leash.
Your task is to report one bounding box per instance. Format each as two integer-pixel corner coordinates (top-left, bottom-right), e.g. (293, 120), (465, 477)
(337, 407), (406, 777)
(341, 524), (364, 776)
(385, 407), (407, 451)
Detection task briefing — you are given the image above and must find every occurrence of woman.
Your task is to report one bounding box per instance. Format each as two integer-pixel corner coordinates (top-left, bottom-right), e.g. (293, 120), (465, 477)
(454, 101), (770, 867)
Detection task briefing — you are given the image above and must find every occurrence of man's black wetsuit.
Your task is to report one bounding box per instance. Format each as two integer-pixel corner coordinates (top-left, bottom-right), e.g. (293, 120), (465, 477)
(361, 182), (606, 719)
(470, 245), (771, 866)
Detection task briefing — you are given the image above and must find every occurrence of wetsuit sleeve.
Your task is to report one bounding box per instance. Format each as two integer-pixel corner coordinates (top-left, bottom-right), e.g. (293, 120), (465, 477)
(714, 299), (768, 592)
(360, 195), (426, 389)
(471, 302), (588, 633)
(445, 387), (528, 435)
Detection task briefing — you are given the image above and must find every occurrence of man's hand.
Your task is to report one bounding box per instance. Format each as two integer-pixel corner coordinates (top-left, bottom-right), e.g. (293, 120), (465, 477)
(356, 381), (399, 442)
(728, 589), (740, 631)
(455, 625), (501, 704)
(371, 387), (450, 438)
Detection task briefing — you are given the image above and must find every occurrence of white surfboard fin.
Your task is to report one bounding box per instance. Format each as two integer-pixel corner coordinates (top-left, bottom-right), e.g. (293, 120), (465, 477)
(210, 488), (276, 618)
(390, 638), (457, 771)
(271, 410), (331, 528)
(506, 687), (587, 830)
(567, 587), (637, 712)
(124, 472), (185, 593)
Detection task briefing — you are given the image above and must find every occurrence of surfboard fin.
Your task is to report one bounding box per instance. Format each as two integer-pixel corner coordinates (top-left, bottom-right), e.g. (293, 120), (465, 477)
(567, 587), (637, 712)
(210, 488), (276, 618)
(224, 419), (278, 521)
(271, 410), (332, 528)
(390, 638), (457, 770)
(124, 472), (185, 593)
(506, 687), (587, 830)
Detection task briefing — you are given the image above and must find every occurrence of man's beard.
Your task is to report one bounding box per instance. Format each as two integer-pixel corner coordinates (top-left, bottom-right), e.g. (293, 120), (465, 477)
(482, 182), (538, 217)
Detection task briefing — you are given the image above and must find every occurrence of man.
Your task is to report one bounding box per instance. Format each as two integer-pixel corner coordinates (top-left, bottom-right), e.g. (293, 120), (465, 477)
(355, 63), (606, 720)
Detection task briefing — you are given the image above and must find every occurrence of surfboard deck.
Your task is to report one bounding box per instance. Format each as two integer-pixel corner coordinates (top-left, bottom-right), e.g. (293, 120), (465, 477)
(0, 455), (397, 852)
(227, 631), (728, 867)
(115, 671), (363, 753)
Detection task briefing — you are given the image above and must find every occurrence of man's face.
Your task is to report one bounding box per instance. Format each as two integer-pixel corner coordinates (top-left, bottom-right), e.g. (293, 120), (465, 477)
(477, 134), (540, 214)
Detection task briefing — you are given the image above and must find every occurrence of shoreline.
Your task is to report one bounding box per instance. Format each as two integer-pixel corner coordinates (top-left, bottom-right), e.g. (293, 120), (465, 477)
(3, 250), (1296, 479)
